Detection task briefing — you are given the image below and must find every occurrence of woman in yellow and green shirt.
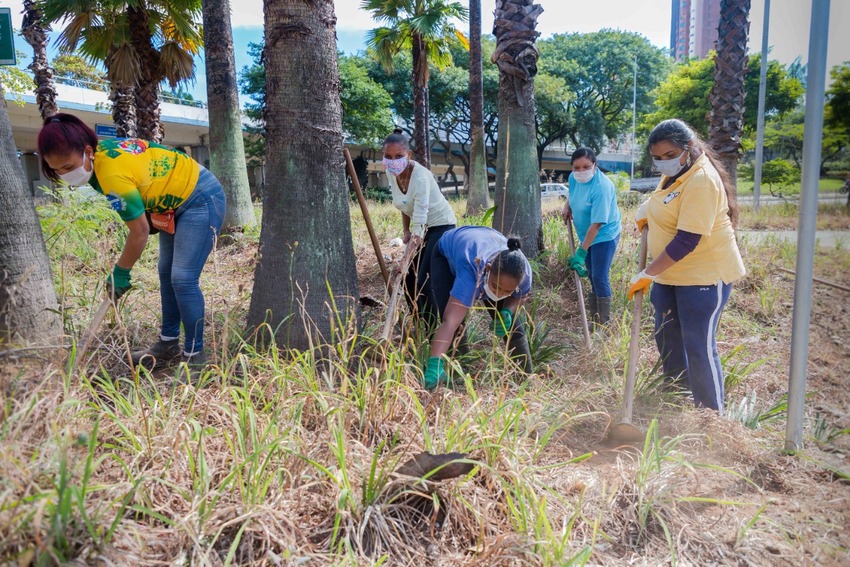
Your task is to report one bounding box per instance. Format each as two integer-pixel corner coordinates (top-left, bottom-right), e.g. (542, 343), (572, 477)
(38, 113), (226, 371)
(629, 119), (745, 414)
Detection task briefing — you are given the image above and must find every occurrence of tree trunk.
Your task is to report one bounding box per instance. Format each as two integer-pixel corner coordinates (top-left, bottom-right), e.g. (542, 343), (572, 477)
(708, 0), (751, 192)
(411, 32), (431, 168)
(248, 0), (359, 350)
(202, 0), (255, 229)
(109, 83), (137, 138)
(127, 6), (164, 142)
(0, 89), (61, 347)
(466, 0), (490, 215)
(492, 0), (543, 257)
(21, 1), (58, 119)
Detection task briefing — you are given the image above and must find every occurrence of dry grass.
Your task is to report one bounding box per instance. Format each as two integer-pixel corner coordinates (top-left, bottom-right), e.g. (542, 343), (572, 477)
(1, 192), (849, 565)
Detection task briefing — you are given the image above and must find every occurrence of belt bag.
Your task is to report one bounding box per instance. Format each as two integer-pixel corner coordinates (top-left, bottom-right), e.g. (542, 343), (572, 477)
(147, 211), (176, 234)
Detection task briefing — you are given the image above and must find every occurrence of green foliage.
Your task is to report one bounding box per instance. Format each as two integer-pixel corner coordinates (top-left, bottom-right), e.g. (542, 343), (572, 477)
(825, 62), (850, 134)
(538, 30), (670, 151)
(51, 53), (107, 90)
(643, 53), (803, 137)
(0, 50), (35, 99)
(339, 54), (395, 148)
(239, 45), (396, 161)
(761, 108), (846, 173)
(362, 0), (468, 74)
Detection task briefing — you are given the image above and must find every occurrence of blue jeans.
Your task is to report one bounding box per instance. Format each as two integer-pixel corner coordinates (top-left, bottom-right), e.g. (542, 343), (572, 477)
(158, 168), (226, 354)
(650, 281), (732, 413)
(584, 236), (618, 297)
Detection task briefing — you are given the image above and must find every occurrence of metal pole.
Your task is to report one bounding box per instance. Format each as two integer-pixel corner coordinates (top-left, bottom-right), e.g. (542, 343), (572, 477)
(785, 0), (830, 453)
(630, 54), (637, 184)
(753, 0), (771, 212)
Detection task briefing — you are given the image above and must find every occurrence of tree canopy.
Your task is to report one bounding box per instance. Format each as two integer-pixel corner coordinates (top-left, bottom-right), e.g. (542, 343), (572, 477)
(643, 53), (803, 136)
(825, 62), (850, 136)
(537, 29), (670, 152)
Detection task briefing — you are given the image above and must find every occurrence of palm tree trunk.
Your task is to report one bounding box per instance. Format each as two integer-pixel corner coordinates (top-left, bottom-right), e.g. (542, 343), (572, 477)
(708, 0), (751, 192)
(0, 84), (61, 347)
(492, 0), (543, 257)
(127, 6), (164, 142)
(21, 1), (58, 119)
(411, 32), (431, 168)
(466, 0), (490, 215)
(109, 82), (137, 138)
(202, 0), (255, 229)
(248, 0), (359, 350)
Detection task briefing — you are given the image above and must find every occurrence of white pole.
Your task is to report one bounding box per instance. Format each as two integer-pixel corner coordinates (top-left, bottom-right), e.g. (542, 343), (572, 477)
(753, 0), (771, 212)
(630, 54), (637, 184)
(785, 0), (830, 453)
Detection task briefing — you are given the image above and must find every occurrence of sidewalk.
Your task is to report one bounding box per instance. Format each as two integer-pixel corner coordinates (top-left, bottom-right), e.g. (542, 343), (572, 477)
(738, 230), (849, 249)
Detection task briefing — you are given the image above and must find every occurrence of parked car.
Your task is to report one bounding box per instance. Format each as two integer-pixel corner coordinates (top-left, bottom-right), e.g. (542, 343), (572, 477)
(541, 182), (569, 199)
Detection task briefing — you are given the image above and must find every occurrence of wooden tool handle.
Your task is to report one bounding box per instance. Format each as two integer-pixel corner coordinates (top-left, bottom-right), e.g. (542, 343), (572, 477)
(344, 148), (389, 286)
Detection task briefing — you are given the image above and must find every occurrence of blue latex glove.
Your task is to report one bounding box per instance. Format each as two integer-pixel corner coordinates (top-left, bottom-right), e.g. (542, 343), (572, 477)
(492, 308), (513, 337)
(106, 265), (132, 299)
(423, 357), (449, 390)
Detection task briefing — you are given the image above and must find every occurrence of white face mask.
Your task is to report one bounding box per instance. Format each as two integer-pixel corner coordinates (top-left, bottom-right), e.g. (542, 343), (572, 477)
(573, 167), (595, 184)
(58, 153), (94, 186)
(483, 272), (512, 302)
(653, 150), (687, 178)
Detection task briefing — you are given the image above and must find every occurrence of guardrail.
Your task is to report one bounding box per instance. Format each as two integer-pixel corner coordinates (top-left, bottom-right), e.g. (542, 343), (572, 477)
(53, 75), (208, 109)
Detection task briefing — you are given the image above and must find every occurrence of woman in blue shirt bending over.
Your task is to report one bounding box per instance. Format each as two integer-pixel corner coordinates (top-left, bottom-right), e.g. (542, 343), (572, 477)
(423, 226), (533, 390)
(561, 147), (622, 326)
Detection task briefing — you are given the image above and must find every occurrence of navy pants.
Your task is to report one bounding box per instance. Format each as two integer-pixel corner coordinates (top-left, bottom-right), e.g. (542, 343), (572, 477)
(650, 281), (732, 413)
(405, 223), (455, 326)
(158, 168), (226, 355)
(584, 236), (618, 297)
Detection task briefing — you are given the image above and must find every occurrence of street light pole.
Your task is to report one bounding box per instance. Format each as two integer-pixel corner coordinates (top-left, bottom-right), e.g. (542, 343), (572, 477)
(631, 54), (637, 185)
(753, 0), (771, 212)
(785, 0), (830, 453)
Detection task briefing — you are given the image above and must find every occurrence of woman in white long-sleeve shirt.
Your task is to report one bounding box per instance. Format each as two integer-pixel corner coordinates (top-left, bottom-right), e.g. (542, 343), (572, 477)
(383, 129), (457, 326)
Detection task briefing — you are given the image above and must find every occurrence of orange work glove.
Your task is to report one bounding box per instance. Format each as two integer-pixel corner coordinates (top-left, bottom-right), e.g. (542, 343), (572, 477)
(628, 270), (655, 300)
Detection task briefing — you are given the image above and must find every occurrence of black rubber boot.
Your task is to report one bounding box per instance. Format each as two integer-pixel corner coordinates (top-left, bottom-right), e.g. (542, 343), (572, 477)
(586, 293), (598, 325)
(597, 296), (611, 327)
(131, 339), (181, 370)
(506, 328), (533, 374)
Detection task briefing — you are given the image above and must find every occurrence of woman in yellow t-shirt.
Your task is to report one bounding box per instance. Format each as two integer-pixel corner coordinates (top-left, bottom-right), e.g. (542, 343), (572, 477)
(38, 113), (226, 372)
(628, 119), (745, 414)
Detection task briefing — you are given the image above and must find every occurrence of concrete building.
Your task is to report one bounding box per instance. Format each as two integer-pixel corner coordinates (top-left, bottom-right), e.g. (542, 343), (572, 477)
(670, 0), (721, 62)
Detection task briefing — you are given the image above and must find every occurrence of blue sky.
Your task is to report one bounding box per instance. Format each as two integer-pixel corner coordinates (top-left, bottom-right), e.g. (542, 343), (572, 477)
(5, 0), (848, 104)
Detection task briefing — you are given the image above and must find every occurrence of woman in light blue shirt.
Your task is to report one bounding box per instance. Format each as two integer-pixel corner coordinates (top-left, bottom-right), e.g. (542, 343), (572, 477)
(561, 147), (622, 325)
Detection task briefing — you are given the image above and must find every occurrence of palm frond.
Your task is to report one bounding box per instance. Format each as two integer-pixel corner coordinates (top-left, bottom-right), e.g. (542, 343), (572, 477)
(106, 43), (141, 87)
(159, 41), (196, 88)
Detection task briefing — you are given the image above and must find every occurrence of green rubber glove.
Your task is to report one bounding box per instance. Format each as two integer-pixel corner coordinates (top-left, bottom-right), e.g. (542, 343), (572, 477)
(423, 356), (448, 390)
(568, 248), (588, 277)
(106, 265), (132, 299)
(492, 308), (513, 337)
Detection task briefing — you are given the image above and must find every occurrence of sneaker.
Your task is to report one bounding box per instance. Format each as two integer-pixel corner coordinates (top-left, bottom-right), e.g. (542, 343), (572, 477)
(131, 339), (181, 370)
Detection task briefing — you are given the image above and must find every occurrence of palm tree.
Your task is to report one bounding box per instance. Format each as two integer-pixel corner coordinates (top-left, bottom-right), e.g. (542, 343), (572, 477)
(362, 0), (468, 168)
(21, 1), (58, 119)
(201, 0), (255, 229)
(708, 0), (751, 191)
(0, 81), (61, 347)
(42, 0), (202, 142)
(491, 0), (543, 257)
(127, 0), (202, 142)
(466, 0), (489, 215)
(247, 0), (359, 350)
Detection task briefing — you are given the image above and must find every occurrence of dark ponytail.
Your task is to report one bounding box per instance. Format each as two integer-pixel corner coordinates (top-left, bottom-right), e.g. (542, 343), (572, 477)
(648, 119), (738, 227)
(383, 128), (410, 151)
(491, 236), (527, 281)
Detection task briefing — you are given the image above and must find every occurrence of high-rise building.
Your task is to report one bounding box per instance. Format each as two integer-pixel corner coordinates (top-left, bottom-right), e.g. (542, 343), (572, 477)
(670, 0), (721, 62)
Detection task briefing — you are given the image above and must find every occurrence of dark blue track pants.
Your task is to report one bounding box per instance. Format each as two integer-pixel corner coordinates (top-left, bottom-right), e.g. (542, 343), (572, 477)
(650, 281), (732, 413)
